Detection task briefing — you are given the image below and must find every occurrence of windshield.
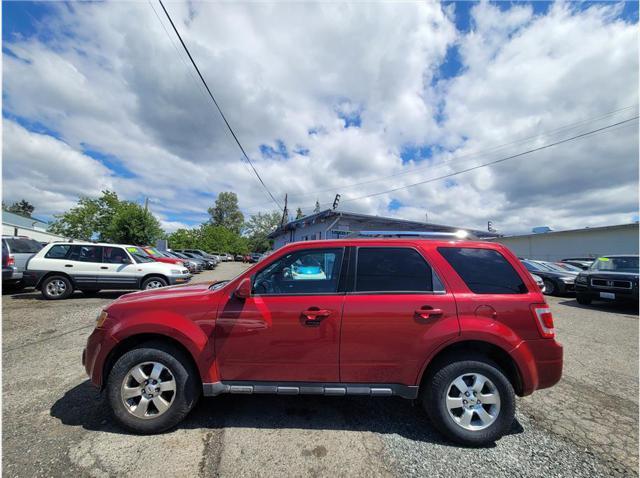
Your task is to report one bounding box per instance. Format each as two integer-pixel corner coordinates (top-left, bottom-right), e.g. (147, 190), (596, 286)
(555, 262), (582, 272)
(145, 247), (161, 256)
(126, 247), (155, 263)
(538, 261), (571, 273)
(591, 256), (639, 273)
(523, 260), (545, 272)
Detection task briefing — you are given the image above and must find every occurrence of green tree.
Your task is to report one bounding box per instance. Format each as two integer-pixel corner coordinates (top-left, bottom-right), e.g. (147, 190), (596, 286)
(167, 228), (200, 249)
(295, 207), (304, 220)
(208, 192), (244, 234)
(3, 199), (35, 217)
(49, 190), (164, 243)
(245, 211), (281, 252)
(104, 202), (164, 245)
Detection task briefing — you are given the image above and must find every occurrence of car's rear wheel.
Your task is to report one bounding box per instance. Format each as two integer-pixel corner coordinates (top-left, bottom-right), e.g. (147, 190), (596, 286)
(142, 276), (168, 290)
(107, 341), (200, 434)
(423, 358), (515, 446)
(543, 279), (556, 296)
(41, 275), (73, 300)
(576, 293), (592, 305)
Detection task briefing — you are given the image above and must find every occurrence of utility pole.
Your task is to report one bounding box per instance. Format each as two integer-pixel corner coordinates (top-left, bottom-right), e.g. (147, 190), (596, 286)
(332, 194), (341, 210)
(280, 194), (289, 227)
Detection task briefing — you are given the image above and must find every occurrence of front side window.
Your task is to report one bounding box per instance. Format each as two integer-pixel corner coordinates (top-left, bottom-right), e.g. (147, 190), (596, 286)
(103, 247), (130, 264)
(45, 244), (71, 259)
(253, 248), (344, 295)
(439, 247), (527, 294)
(68, 245), (102, 263)
(355, 247), (435, 293)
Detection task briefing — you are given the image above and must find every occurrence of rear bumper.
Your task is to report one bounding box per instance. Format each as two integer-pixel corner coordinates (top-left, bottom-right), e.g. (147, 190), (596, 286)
(2, 268), (22, 282)
(511, 338), (563, 396)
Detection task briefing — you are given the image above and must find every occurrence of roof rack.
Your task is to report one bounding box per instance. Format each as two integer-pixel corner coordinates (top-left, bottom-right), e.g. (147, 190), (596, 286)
(345, 230), (474, 239)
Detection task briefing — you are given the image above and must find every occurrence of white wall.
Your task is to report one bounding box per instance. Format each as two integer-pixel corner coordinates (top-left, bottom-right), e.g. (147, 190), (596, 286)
(494, 224), (639, 261)
(2, 223), (67, 243)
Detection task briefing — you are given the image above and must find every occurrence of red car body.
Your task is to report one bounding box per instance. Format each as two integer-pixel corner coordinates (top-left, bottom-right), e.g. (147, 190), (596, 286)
(141, 246), (184, 266)
(84, 239), (562, 398)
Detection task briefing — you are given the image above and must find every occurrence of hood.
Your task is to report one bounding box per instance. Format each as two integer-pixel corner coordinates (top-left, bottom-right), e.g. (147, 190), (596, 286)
(109, 281), (217, 306)
(580, 270), (639, 279)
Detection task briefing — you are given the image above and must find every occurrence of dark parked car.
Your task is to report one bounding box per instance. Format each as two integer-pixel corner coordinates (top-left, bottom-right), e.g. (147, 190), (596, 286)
(2, 241), (22, 286)
(575, 255), (639, 305)
(521, 260), (578, 296)
(2, 235), (43, 289)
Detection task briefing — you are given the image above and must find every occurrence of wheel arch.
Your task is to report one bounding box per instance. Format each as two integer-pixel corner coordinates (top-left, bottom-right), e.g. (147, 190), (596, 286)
(419, 340), (524, 396)
(102, 333), (202, 391)
(36, 271), (74, 289)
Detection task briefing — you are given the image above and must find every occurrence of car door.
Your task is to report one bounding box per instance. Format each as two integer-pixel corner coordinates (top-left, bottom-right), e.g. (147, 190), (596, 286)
(65, 245), (102, 289)
(215, 247), (346, 382)
(98, 246), (140, 289)
(340, 246), (459, 385)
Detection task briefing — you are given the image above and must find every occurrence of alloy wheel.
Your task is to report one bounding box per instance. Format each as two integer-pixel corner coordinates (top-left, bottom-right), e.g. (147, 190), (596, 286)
(445, 372), (501, 431)
(46, 279), (67, 297)
(121, 361), (177, 419)
(145, 280), (164, 289)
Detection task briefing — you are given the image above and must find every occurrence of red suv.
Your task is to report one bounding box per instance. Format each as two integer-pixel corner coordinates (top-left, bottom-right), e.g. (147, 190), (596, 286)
(83, 239), (562, 445)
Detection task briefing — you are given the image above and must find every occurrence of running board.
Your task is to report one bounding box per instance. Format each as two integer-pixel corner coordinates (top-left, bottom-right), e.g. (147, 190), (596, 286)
(203, 381), (418, 399)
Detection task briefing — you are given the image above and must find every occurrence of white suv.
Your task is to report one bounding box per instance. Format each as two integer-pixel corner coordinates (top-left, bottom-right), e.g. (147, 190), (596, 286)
(25, 242), (191, 300)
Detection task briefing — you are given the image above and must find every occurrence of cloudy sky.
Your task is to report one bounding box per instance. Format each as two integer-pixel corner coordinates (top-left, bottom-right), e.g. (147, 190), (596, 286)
(3, 1), (638, 234)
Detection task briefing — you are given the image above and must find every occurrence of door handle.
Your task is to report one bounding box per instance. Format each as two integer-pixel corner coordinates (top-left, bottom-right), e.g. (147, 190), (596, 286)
(100, 266), (108, 270)
(414, 307), (443, 320)
(301, 307), (332, 326)
(65, 264), (73, 268)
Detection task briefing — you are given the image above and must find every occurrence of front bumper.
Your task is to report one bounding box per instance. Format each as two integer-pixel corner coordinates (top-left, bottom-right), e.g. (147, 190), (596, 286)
(83, 326), (118, 387)
(575, 283), (639, 302)
(168, 274), (192, 285)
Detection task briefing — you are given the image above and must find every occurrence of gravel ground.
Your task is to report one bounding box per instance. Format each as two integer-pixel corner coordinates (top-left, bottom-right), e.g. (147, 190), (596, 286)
(2, 261), (638, 477)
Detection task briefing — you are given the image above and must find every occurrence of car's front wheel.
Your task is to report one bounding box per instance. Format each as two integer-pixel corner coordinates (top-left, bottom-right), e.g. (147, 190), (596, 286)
(423, 358), (515, 446)
(107, 341), (200, 434)
(142, 276), (168, 290)
(543, 279), (557, 296)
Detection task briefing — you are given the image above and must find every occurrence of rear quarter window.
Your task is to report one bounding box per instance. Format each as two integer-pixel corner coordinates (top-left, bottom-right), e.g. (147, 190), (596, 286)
(45, 245), (71, 259)
(438, 247), (527, 294)
(5, 238), (43, 254)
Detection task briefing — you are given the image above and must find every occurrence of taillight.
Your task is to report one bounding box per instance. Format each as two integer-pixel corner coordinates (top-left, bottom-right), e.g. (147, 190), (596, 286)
(7, 255), (15, 267)
(531, 304), (555, 338)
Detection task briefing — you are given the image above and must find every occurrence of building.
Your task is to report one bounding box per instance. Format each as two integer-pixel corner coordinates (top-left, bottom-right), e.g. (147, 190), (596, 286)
(491, 223), (639, 261)
(268, 209), (497, 249)
(2, 211), (67, 243)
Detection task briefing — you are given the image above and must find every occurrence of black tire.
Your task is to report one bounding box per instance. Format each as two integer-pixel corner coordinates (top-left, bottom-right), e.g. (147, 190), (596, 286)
(422, 358), (516, 446)
(543, 279), (557, 296)
(41, 275), (73, 300)
(576, 293), (592, 305)
(107, 341), (200, 434)
(141, 276), (168, 290)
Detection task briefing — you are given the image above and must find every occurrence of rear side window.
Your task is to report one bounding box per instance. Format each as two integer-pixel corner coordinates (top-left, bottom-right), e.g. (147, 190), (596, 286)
(5, 238), (43, 254)
(68, 245), (102, 263)
(355, 247), (434, 292)
(438, 247), (527, 294)
(45, 244), (71, 259)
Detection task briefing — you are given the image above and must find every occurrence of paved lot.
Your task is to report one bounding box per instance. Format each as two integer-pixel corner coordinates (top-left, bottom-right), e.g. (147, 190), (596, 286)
(3, 261), (638, 477)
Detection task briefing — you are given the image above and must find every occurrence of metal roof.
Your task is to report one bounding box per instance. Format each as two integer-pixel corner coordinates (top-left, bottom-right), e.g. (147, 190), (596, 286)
(2, 211), (51, 230)
(268, 209), (497, 239)
(493, 222), (639, 239)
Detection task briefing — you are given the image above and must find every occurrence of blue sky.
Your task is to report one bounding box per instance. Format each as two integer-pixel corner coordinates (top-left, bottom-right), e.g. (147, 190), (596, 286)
(2, 1), (638, 233)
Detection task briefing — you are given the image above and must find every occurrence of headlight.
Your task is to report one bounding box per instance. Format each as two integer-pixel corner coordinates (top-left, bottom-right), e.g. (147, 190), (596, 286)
(560, 276), (575, 283)
(170, 269), (181, 274)
(576, 276), (587, 284)
(96, 310), (108, 327)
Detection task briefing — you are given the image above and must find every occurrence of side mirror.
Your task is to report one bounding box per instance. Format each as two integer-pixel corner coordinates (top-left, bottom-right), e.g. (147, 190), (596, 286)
(234, 277), (252, 299)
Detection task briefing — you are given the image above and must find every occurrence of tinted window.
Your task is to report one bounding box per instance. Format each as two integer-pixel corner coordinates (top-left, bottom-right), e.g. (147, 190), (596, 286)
(355, 247), (433, 292)
(253, 248), (343, 295)
(68, 245), (102, 263)
(103, 247), (130, 264)
(439, 247), (527, 294)
(45, 244), (71, 259)
(5, 238), (43, 254)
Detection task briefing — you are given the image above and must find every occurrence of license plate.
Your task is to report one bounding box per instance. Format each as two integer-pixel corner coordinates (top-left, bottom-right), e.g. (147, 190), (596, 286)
(600, 292), (615, 300)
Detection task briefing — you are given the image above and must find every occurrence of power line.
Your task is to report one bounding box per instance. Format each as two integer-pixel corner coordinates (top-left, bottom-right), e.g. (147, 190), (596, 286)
(157, 0), (282, 210)
(326, 115), (638, 206)
(284, 104), (638, 201)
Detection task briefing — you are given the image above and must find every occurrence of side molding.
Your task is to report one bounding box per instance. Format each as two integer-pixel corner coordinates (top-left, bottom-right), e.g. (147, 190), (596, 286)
(203, 381), (419, 399)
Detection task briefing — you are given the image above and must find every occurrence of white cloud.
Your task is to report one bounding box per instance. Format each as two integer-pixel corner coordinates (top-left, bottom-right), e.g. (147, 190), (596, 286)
(2, 1), (638, 234)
